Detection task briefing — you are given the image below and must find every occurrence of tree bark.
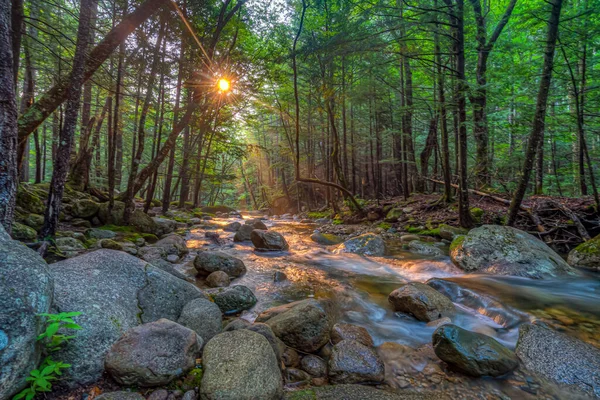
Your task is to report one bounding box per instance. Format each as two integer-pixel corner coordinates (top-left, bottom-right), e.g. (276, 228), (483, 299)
(40, 0), (95, 239)
(508, 0), (563, 225)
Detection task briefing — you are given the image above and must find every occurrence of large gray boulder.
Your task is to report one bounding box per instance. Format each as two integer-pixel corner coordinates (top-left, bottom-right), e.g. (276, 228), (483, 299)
(233, 224), (254, 242)
(515, 323), (600, 398)
(328, 340), (385, 384)
(0, 225), (53, 399)
(105, 319), (202, 387)
(222, 221), (241, 232)
(251, 230), (289, 251)
(450, 225), (577, 279)
(432, 324), (518, 377)
(388, 282), (455, 322)
(152, 217), (177, 236)
(407, 240), (444, 257)
(262, 299), (331, 353)
(194, 251), (246, 277)
(154, 234), (188, 258)
(335, 233), (386, 256)
(177, 298), (223, 343)
(49, 249), (206, 386)
(201, 330), (283, 400)
(567, 234), (600, 271)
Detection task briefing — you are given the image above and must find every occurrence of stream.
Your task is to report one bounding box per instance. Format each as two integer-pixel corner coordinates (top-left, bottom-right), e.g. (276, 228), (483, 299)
(179, 215), (600, 398)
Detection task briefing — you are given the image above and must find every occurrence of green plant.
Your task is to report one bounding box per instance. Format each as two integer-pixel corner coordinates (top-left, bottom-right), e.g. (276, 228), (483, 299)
(13, 312), (82, 400)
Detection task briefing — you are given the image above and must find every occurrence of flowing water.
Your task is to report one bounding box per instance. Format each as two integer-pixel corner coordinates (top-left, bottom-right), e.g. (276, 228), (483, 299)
(180, 216), (600, 398)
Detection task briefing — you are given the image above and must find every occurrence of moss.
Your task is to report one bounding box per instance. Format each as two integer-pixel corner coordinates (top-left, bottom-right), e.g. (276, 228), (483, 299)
(99, 224), (135, 233)
(307, 211), (331, 219)
(572, 236), (600, 255)
(285, 389), (317, 400)
(332, 218), (343, 225)
(182, 367), (203, 388)
(378, 222), (392, 230)
(470, 207), (484, 223)
(449, 235), (466, 253)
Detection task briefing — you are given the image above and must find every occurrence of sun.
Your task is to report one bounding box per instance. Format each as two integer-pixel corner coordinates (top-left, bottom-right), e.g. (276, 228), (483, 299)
(218, 78), (230, 92)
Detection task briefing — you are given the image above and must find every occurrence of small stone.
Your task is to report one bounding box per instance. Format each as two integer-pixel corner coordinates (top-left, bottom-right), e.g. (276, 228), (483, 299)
(100, 239), (123, 251)
(206, 271), (230, 287)
(282, 346), (300, 367)
(388, 282), (455, 322)
(301, 354), (327, 377)
(148, 389), (169, 400)
(181, 390), (197, 400)
(331, 323), (374, 347)
(273, 271), (287, 282)
(166, 254), (180, 263)
(286, 368), (311, 384)
(328, 339), (384, 384)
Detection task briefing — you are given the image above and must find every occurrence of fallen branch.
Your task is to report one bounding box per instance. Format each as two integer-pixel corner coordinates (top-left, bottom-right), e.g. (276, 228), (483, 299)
(545, 199), (591, 241)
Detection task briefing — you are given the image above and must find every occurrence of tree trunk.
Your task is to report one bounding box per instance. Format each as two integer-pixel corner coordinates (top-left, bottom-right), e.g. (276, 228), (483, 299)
(40, 0), (95, 239)
(507, 0), (563, 225)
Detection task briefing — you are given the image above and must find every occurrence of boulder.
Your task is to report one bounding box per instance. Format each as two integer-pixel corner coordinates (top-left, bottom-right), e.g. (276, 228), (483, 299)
(55, 236), (86, 257)
(251, 230), (289, 251)
(432, 324), (518, 377)
(100, 239), (123, 250)
(154, 234), (188, 258)
(301, 355), (327, 377)
(11, 221), (37, 241)
(130, 209), (158, 234)
(49, 250), (206, 386)
(206, 271), (230, 287)
(328, 340), (385, 384)
(201, 330), (283, 399)
(388, 282), (455, 322)
(233, 224), (254, 242)
(71, 218), (92, 228)
(385, 207), (403, 222)
(72, 199), (100, 218)
(0, 225), (53, 399)
(138, 246), (167, 262)
(331, 323), (374, 347)
(310, 232), (344, 245)
(407, 240), (444, 257)
(16, 185), (45, 214)
(245, 323), (286, 363)
(515, 323), (600, 398)
(22, 213), (44, 230)
(98, 201), (126, 225)
(567, 233), (600, 270)
(200, 205), (236, 214)
(177, 298), (223, 343)
(105, 319), (202, 387)
(207, 285), (257, 314)
(335, 233), (386, 256)
(450, 225), (577, 279)
(245, 219), (268, 230)
(85, 228), (116, 239)
(263, 299), (331, 353)
(194, 251), (246, 277)
(438, 224), (468, 241)
(152, 217), (177, 236)
(223, 222), (241, 232)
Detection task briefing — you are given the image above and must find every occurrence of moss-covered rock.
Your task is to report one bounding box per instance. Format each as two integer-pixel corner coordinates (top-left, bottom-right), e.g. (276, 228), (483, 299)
(385, 207), (403, 222)
(439, 224), (468, 241)
(11, 222), (37, 241)
(98, 201), (126, 225)
(16, 185), (45, 214)
(100, 239), (123, 251)
(22, 213), (44, 230)
(310, 232), (344, 246)
(470, 208), (484, 224)
(567, 234), (600, 271)
(200, 205), (236, 214)
(72, 199), (100, 219)
(130, 209), (157, 234)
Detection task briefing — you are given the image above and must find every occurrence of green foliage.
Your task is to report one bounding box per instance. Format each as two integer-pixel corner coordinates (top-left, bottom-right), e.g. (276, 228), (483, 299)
(13, 312), (82, 400)
(378, 222), (392, 230)
(307, 211), (331, 219)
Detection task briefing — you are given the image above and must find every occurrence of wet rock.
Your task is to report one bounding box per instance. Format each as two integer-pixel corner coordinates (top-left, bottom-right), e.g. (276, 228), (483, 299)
(310, 232), (344, 245)
(408, 240), (444, 256)
(515, 323), (600, 397)
(0, 225), (53, 400)
(251, 230), (289, 251)
(438, 224), (468, 241)
(105, 319), (202, 387)
(72, 199), (99, 218)
(331, 323), (374, 347)
(201, 330), (282, 400)
(282, 346), (300, 367)
(335, 233), (386, 256)
(388, 282), (455, 322)
(223, 222), (241, 232)
(177, 298), (223, 344)
(100, 239), (123, 250)
(245, 219), (268, 230)
(96, 392), (145, 400)
(328, 340), (385, 384)
(207, 285), (257, 314)
(49, 250), (206, 386)
(233, 224), (254, 241)
(450, 225), (577, 279)
(400, 234), (421, 242)
(263, 299), (330, 353)
(155, 234), (188, 258)
(426, 317), (452, 329)
(432, 324), (518, 377)
(153, 217), (177, 236)
(206, 271), (230, 287)
(11, 221), (37, 241)
(567, 233), (600, 271)
(301, 355), (328, 377)
(273, 271), (287, 282)
(194, 251), (246, 277)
